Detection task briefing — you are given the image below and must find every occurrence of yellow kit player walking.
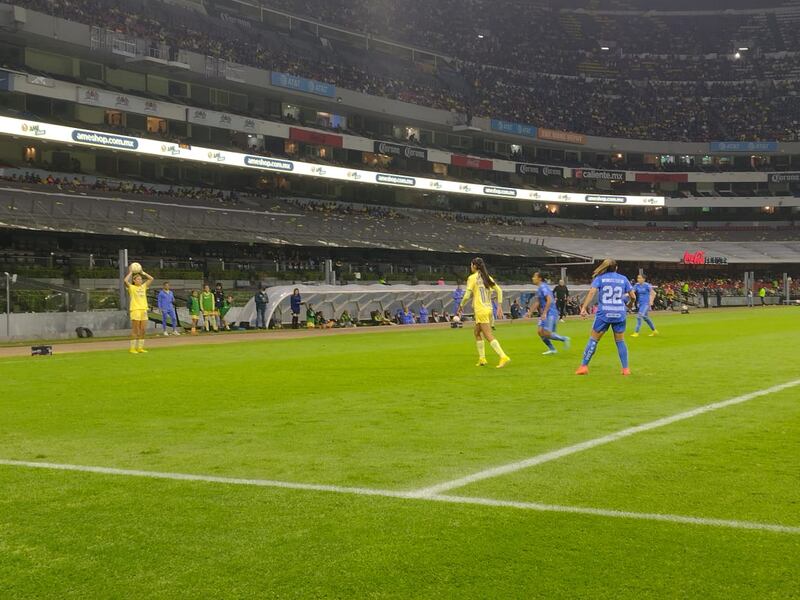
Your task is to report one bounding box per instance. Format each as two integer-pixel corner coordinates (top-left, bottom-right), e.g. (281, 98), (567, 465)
(458, 257), (510, 368)
(123, 263), (154, 353)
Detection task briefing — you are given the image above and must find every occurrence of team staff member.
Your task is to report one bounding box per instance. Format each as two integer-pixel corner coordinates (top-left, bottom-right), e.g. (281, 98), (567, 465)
(214, 283), (225, 329)
(188, 290), (201, 335)
(157, 281), (180, 336)
(554, 279), (569, 322)
(200, 284), (218, 332)
(419, 304), (429, 324)
(290, 288), (303, 329)
(452, 284), (465, 314)
(220, 295), (233, 330)
(255, 286), (269, 329)
(123, 264), (154, 353)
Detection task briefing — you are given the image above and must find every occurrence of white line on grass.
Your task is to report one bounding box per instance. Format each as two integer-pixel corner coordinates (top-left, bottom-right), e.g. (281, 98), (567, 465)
(0, 459), (415, 499)
(411, 378), (800, 497)
(431, 495), (800, 534)
(0, 458), (799, 535)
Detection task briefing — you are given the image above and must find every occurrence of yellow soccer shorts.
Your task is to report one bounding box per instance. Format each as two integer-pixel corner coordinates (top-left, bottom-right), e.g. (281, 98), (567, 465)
(130, 309), (148, 322)
(474, 309), (492, 324)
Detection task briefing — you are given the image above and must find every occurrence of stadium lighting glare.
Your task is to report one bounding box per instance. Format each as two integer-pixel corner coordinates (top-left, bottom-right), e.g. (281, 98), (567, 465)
(477, 34), (484, 39)
(738, 47), (749, 51)
(734, 52), (741, 59)
(600, 46), (610, 51)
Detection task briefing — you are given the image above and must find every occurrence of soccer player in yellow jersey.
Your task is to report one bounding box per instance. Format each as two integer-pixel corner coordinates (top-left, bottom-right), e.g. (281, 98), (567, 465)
(123, 264), (154, 353)
(458, 257), (510, 368)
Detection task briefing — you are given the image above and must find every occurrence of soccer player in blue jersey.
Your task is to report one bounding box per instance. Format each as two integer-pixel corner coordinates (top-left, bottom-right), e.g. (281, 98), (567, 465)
(576, 259), (636, 376)
(631, 274), (659, 337)
(528, 272), (571, 355)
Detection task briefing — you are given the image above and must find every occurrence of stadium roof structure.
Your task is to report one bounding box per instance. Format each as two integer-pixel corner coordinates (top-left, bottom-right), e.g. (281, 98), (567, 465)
(551, 0), (790, 10)
(504, 235), (800, 264)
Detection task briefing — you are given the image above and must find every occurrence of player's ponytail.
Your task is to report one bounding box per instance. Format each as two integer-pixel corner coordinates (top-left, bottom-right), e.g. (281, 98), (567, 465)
(592, 259), (618, 277)
(472, 257), (495, 289)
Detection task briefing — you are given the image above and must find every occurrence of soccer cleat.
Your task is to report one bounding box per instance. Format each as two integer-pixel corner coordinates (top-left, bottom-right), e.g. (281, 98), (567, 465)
(630, 332), (639, 338)
(163, 331), (170, 336)
(542, 349), (558, 355)
(173, 330), (181, 336)
(137, 348), (148, 353)
(129, 349), (138, 354)
(648, 330), (659, 337)
(575, 365), (589, 375)
(563, 336), (571, 351)
(476, 359), (488, 367)
(496, 355), (511, 369)
(622, 368), (631, 376)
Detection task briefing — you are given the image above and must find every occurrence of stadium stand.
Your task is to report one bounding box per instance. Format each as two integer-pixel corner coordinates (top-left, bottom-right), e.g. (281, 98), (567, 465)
(10, 0), (800, 140)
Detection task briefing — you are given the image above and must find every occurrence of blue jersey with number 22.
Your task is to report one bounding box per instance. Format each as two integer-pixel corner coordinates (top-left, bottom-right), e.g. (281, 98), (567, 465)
(592, 272), (632, 322)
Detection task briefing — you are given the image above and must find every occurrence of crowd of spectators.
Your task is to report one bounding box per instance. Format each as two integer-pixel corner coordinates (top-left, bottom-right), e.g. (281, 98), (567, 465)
(4, 171), (241, 204)
(14, 0), (800, 141)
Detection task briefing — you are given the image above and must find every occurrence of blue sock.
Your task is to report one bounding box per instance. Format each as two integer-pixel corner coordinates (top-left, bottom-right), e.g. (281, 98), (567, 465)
(644, 316), (655, 331)
(581, 338), (598, 366)
(635, 316), (642, 333)
(550, 332), (567, 342)
(542, 337), (556, 351)
(616, 340), (629, 368)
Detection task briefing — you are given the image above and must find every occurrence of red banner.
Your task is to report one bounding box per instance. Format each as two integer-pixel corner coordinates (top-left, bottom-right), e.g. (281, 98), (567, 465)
(635, 173), (689, 183)
(451, 154), (493, 170)
(289, 127), (343, 148)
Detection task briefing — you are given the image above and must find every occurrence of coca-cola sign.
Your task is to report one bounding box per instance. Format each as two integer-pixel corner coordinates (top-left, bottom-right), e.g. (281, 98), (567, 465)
(373, 141), (428, 161)
(683, 251), (727, 265)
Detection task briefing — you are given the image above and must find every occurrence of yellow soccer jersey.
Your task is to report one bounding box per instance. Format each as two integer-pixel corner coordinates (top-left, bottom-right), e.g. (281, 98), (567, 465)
(127, 283), (149, 312)
(466, 272), (501, 314)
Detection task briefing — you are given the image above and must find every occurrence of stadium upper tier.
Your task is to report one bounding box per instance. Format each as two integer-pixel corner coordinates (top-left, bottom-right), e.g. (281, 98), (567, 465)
(0, 181), (559, 257)
(1, 175), (798, 256)
(7, 0), (800, 142)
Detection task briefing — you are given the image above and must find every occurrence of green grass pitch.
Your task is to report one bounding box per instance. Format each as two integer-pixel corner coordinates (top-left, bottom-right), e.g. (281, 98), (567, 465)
(1, 308), (799, 598)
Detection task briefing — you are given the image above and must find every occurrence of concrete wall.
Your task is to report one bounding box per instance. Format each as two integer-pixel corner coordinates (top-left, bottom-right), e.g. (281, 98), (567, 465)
(0, 310), (129, 340)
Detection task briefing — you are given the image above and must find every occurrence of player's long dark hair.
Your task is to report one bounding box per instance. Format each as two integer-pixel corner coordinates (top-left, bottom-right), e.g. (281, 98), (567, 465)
(592, 258), (618, 277)
(472, 257), (496, 289)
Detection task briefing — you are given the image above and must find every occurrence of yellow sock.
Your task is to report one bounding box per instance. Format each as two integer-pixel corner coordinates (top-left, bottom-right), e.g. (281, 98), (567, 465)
(129, 339), (136, 350)
(137, 338), (145, 349)
(476, 340), (486, 360)
(489, 339), (506, 358)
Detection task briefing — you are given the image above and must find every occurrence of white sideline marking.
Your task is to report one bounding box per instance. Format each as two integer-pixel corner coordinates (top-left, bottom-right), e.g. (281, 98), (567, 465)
(0, 459), (414, 499)
(432, 495), (800, 534)
(412, 379), (800, 497)
(0, 459), (798, 535)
